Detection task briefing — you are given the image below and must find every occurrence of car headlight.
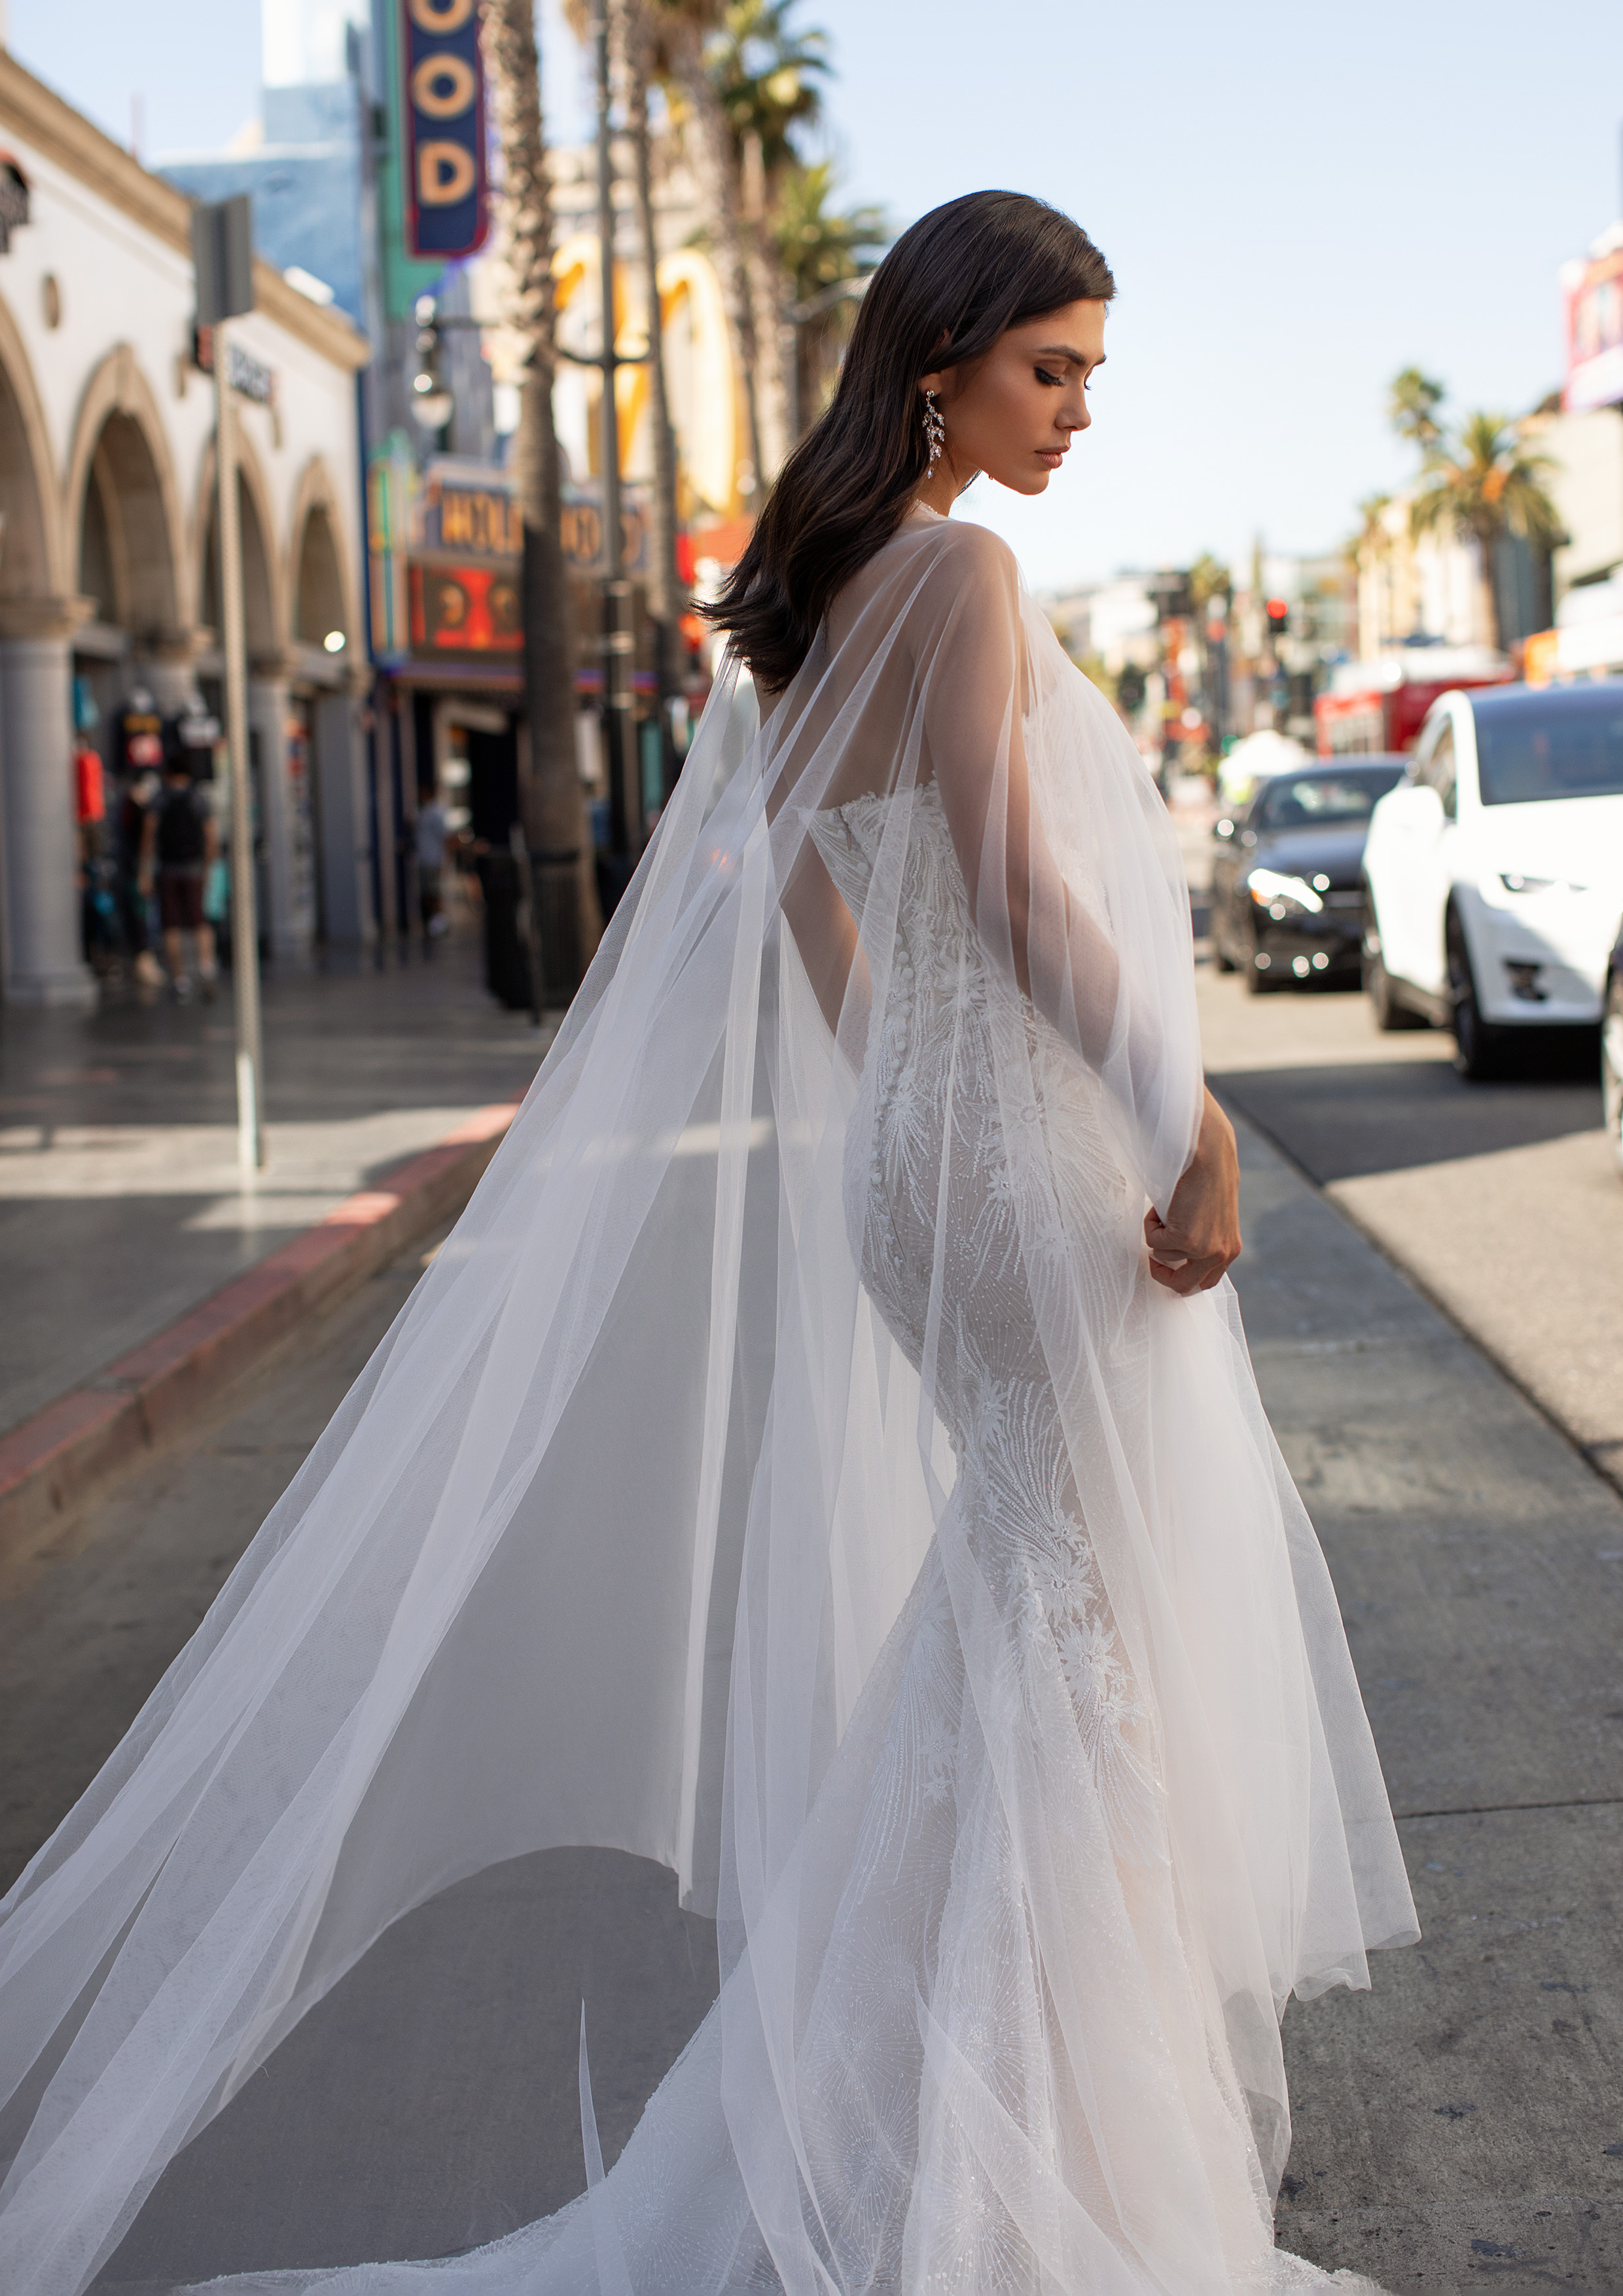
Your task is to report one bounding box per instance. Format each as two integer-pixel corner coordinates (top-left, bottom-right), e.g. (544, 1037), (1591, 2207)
(1479, 870), (1586, 905)
(1247, 868), (1323, 915)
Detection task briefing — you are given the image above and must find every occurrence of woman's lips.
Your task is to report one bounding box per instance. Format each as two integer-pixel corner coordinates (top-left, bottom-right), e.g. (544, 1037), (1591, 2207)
(1037, 450), (1065, 470)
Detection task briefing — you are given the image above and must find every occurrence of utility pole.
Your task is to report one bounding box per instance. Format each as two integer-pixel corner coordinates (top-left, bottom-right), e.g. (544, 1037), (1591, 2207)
(593, 0), (640, 875)
(194, 196), (264, 1172)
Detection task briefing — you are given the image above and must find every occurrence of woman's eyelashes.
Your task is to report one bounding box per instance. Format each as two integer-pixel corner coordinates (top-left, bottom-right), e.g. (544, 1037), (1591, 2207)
(1035, 367), (1065, 388)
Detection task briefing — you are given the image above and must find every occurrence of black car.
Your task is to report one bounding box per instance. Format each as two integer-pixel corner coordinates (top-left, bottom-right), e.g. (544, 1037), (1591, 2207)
(1605, 924), (1623, 1174)
(1211, 757), (1407, 993)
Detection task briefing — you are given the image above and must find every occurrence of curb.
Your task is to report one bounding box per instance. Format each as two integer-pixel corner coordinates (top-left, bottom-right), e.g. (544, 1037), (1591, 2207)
(0, 1100), (520, 1567)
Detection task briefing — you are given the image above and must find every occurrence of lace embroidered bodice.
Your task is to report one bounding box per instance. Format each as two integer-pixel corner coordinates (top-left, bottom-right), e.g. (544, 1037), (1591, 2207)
(808, 782), (1157, 1867)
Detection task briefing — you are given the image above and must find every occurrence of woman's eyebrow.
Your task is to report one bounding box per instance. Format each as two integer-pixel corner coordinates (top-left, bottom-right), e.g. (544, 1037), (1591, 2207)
(1033, 344), (1105, 370)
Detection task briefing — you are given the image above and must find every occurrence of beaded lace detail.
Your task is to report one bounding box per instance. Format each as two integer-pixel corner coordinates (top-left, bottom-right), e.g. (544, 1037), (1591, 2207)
(808, 783), (1158, 1865)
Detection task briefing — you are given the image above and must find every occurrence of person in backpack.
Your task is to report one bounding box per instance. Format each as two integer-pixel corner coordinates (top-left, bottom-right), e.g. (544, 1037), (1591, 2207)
(141, 754), (220, 1001)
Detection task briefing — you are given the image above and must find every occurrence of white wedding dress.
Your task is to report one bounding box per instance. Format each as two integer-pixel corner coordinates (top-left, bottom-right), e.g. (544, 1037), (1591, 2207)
(0, 509), (1416, 2295)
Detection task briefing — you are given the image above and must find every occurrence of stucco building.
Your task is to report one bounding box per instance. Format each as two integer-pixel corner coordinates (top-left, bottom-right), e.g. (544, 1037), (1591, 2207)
(0, 47), (370, 1006)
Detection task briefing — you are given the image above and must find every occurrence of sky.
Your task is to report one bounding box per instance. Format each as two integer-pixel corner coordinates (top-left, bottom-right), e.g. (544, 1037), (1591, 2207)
(12, 0), (1622, 593)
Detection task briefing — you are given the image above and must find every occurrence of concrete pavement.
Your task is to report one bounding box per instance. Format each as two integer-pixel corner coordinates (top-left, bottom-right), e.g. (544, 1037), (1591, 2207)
(0, 1115), (1603, 2287)
(0, 924), (549, 1439)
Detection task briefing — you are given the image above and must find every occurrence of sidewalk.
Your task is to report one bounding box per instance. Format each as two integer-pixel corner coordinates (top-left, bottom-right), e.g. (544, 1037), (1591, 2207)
(6, 1104), (1612, 2290)
(1, 926), (550, 1443)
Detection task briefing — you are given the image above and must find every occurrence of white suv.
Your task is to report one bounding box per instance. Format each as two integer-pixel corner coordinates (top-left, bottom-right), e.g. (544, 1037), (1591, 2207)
(1360, 680), (1623, 1076)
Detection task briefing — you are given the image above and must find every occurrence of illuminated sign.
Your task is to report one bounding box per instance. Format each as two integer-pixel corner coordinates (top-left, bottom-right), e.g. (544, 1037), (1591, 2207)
(421, 475), (524, 557)
(1563, 243), (1623, 414)
(409, 563), (522, 653)
(401, 0), (489, 262)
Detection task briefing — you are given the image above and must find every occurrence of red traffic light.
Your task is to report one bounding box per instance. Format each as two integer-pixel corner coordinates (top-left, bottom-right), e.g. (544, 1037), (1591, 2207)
(1265, 598), (1289, 623)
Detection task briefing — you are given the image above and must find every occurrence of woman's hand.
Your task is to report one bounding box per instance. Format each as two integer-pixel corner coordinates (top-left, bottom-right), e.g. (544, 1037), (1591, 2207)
(1143, 1089), (1241, 1297)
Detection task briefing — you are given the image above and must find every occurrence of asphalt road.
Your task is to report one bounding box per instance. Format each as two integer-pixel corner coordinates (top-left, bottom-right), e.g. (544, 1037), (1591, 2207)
(1184, 801), (1623, 1490)
(4, 1000), (1620, 2288)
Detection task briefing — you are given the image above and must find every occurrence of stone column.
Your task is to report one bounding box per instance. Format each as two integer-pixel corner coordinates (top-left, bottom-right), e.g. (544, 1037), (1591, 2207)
(248, 652), (313, 961)
(312, 673), (378, 946)
(140, 627), (213, 716)
(0, 596), (97, 1007)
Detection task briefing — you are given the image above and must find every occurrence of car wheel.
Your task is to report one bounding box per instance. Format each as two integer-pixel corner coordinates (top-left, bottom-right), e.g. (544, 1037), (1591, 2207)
(1603, 971), (1623, 1175)
(1361, 905), (1426, 1032)
(1446, 908), (1507, 1081)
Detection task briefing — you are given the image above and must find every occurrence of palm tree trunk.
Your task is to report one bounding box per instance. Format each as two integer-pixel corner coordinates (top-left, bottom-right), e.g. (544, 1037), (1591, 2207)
(622, 0), (682, 625)
(664, 17), (764, 497)
(1474, 518), (1505, 653)
(482, 0), (602, 990)
(738, 128), (789, 478)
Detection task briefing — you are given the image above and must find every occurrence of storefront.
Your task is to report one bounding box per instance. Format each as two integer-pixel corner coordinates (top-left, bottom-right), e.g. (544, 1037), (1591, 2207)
(0, 48), (370, 1003)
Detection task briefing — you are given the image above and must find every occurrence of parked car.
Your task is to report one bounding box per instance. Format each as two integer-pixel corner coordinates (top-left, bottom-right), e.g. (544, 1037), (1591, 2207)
(1211, 757), (1407, 992)
(1361, 680), (1623, 1077)
(1604, 924), (1623, 1172)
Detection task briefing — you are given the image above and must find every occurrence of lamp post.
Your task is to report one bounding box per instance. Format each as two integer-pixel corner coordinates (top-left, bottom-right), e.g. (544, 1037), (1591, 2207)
(193, 196), (264, 1174)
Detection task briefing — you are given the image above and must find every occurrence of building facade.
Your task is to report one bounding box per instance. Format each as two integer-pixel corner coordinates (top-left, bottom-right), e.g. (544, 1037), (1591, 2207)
(0, 47), (370, 1006)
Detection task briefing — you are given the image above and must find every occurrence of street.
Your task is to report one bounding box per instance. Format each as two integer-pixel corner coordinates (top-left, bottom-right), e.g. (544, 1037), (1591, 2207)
(6, 929), (1621, 2290)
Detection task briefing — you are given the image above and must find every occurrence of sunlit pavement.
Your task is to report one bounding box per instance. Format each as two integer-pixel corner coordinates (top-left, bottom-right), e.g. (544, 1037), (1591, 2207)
(0, 918), (549, 1439)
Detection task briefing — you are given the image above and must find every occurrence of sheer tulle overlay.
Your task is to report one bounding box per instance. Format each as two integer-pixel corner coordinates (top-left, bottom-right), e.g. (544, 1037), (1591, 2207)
(0, 511), (1416, 2295)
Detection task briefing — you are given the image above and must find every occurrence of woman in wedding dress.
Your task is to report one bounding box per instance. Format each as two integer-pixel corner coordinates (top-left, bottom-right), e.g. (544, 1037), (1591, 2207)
(0, 190), (1416, 2295)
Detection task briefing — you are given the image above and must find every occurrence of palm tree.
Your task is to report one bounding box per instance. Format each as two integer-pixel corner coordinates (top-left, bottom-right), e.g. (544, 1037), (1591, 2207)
(1352, 492), (1391, 566)
(481, 0), (602, 988)
(713, 0), (828, 179)
(774, 158), (885, 432)
(618, 0), (684, 631)
(1409, 412), (1563, 652)
(645, 0), (767, 493)
(705, 0), (830, 477)
(1389, 367), (1444, 453)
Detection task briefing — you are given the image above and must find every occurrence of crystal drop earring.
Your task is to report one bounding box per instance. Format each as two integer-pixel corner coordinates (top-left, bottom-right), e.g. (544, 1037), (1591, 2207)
(921, 388), (945, 475)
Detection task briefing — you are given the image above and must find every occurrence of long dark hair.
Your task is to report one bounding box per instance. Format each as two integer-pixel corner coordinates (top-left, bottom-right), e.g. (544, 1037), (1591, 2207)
(703, 191), (1115, 692)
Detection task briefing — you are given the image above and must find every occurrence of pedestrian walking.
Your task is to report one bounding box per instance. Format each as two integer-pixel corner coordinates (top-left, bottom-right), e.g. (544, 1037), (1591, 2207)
(142, 752), (220, 1001)
(415, 790), (450, 941)
(0, 193), (1414, 2296)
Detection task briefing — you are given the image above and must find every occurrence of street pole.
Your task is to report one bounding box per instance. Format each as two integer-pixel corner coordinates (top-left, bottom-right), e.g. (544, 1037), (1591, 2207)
(594, 0), (639, 866)
(215, 321), (265, 1172)
(193, 196), (265, 1174)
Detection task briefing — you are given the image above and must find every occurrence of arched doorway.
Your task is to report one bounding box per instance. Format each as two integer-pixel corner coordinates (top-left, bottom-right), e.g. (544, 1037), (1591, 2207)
(293, 501), (348, 654)
(289, 492), (371, 948)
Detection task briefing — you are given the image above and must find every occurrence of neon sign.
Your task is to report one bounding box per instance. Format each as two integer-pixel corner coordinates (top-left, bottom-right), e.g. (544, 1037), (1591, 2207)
(401, 0), (489, 262)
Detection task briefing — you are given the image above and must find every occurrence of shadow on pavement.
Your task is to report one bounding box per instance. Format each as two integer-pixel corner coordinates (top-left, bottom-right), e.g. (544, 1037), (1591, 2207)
(1213, 1048), (1603, 1184)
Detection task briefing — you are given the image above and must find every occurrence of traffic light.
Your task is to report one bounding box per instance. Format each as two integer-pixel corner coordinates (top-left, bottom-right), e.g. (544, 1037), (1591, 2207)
(1265, 598), (1290, 641)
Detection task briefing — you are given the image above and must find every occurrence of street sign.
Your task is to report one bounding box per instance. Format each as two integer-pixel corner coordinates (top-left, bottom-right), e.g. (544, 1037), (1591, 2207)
(401, 0), (490, 262)
(192, 196), (254, 325)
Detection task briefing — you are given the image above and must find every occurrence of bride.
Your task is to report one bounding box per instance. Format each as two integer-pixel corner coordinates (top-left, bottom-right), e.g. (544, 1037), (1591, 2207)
(0, 190), (1416, 2294)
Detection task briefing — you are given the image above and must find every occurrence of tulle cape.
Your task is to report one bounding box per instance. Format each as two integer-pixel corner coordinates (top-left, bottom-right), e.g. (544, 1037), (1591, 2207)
(0, 510), (1416, 2295)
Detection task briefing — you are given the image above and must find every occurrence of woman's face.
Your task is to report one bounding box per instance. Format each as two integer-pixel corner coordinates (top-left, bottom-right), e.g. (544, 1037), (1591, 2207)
(918, 300), (1107, 505)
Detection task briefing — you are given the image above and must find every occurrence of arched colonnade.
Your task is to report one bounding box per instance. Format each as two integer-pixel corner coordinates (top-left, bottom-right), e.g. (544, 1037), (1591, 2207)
(0, 314), (368, 1003)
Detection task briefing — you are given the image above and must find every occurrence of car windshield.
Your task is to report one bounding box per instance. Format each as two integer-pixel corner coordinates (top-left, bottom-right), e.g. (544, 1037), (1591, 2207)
(1474, 685), (1623, 805)
(1254, 766), (1404, 830)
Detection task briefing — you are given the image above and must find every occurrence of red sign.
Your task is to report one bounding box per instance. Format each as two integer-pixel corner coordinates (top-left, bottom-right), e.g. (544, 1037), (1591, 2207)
(409, 562), (522, 653)
(1563, 243), (1623, 413)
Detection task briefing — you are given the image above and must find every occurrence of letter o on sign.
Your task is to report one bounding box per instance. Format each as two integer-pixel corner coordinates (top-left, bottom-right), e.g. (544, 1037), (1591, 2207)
(411, 53), (477, 117)
(408, 0), (474, 27)
(418, 141), (478, 206)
